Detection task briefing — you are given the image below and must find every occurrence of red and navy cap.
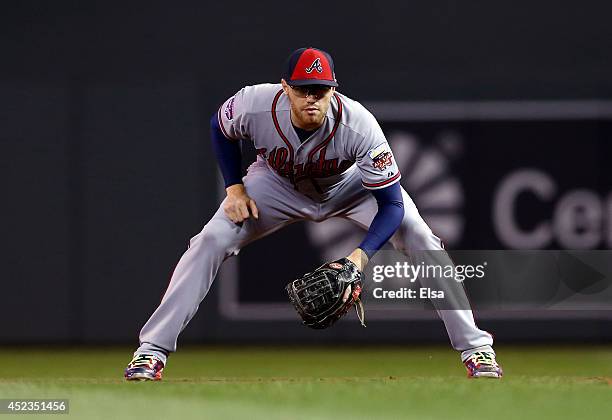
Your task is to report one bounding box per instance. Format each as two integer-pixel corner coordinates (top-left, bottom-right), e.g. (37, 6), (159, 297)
(283, 47), (339, 87)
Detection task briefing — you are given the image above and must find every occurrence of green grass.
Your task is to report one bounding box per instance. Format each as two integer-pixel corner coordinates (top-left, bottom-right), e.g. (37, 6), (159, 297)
(1, 345), (611, 419)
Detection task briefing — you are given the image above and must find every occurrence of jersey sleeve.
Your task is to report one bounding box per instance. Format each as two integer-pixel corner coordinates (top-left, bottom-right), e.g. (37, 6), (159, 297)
(216, 87), (252, 140)
(355, 115), (401, 190)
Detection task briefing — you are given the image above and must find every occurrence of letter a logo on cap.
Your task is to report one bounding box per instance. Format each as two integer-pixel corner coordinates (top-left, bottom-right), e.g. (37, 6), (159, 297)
(305, 58), (323, 74)
(285, 47), (338, 86)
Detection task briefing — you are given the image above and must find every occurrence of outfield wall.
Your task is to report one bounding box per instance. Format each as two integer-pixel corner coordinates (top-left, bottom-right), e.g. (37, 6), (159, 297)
(2, 1), (612, 344)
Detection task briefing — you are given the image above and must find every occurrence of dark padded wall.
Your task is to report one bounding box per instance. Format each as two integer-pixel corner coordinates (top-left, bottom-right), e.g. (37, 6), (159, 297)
(2, 1), (611, 342)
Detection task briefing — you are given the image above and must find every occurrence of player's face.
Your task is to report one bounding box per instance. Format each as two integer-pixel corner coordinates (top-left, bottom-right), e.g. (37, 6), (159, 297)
(281, 79), (335, 130)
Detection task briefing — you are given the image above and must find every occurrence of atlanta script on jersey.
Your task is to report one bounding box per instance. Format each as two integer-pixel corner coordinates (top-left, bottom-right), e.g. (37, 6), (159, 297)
(217, 84), (401, 201)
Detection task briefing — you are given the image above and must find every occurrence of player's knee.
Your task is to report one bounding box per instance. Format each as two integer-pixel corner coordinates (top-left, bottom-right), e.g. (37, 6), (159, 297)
(189, 223), (237, 255)
(409, 225), (436, 251)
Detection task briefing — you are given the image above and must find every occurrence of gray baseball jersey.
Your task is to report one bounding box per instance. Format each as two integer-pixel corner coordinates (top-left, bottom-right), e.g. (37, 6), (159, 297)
(217, 83), (401, 201)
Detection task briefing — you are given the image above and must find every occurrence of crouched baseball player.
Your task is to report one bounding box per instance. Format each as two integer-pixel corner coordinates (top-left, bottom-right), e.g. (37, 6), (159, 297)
(124, 47), (502, 381)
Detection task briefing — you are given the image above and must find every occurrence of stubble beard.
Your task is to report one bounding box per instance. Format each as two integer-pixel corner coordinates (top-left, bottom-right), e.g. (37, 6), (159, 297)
(293, 103), (328, 130)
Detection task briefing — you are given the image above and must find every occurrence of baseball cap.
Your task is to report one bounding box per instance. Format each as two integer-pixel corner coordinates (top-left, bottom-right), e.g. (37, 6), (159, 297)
(283, 47), (339, 87)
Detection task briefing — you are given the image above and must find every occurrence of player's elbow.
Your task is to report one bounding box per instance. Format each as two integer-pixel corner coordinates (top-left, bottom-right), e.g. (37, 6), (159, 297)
(382, 199), (404, 225)
(391, 204), (404, 231)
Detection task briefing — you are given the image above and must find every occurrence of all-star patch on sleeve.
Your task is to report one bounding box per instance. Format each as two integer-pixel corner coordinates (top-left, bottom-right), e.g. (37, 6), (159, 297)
(217, 87), (252, 140)
(355, 116), (401, 190)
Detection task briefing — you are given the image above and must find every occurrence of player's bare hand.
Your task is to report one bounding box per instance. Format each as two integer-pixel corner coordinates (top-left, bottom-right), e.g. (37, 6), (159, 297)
(224, 184), (259, 223)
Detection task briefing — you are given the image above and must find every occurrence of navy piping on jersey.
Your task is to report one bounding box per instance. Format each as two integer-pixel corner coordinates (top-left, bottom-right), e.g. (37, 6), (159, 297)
(271, 90), (295, 165)
(362, 171), (401, 189)
(271, 89), (343, 181)
(306, 93), (342, 163)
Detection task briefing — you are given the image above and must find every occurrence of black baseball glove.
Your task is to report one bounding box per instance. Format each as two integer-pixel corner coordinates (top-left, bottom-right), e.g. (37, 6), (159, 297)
(286, 257), (366, 329)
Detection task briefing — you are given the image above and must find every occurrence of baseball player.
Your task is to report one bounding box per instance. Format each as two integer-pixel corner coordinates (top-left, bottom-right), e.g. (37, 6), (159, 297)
(124, 47), (503, 380)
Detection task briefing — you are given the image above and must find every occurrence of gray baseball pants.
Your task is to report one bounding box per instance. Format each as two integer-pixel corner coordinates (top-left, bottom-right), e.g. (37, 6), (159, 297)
(136, 160), (493, 363)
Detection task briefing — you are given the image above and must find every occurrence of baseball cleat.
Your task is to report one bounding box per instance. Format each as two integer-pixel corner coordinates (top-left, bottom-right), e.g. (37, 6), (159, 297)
(463, 352), (503, 379)
(124, 354), (164, 381)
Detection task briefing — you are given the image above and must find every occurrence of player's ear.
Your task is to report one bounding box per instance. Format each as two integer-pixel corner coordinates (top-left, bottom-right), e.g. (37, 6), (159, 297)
(280, 79), (289, 95)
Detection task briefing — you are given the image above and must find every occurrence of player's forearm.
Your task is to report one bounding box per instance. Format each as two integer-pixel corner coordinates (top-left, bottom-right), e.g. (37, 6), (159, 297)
(358, 182), (404, 259)
(210, 114), (243, 188)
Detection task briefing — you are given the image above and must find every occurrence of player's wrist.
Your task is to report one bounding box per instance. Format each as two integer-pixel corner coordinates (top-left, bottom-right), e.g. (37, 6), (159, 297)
(346, 248), (369, 271)
(225, 183), (246, 195)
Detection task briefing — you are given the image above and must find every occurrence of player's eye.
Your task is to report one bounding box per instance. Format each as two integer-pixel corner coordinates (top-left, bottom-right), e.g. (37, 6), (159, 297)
(310, 86), (331, 97)
(292, 86), (309, 96)
(291, 85), (331, 98)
